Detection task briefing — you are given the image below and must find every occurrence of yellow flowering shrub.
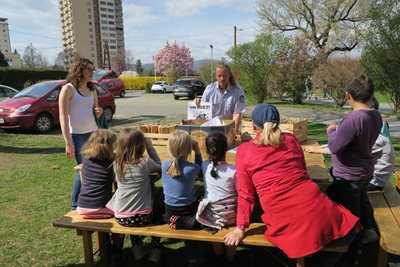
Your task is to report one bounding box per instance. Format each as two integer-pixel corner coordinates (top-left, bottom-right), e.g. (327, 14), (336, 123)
(120, 76), (174, 90)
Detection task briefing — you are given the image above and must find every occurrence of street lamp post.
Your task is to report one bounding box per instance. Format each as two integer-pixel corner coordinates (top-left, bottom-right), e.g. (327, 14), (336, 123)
(153, 56), (156, 83)
(209, 44), (213, 83)
(234, 25), (243, 48)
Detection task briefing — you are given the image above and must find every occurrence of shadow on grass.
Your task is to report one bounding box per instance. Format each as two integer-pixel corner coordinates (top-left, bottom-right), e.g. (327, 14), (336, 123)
(0, 145), (64, 154)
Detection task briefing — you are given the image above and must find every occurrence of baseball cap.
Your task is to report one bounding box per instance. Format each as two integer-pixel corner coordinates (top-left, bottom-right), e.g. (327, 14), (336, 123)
(252, 104), (280, 128)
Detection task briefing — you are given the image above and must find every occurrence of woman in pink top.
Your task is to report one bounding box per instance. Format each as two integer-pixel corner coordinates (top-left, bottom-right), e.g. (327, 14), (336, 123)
(224, 104), (361, 266)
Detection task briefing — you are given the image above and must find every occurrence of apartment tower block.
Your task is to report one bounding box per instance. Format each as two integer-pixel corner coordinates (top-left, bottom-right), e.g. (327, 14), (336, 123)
(59, 0), (125, 69)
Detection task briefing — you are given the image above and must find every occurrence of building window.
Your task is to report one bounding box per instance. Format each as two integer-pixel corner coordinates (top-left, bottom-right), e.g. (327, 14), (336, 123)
(109, 21), (114, 25)
(89, 28), (93, 32)
(91, 54), (95, 58)
(87, 2), (91, 6)
(90, 35), (94, 38)
(108, 8), (113, 12)
(91, 47), (94, 51)
(109, 33), (115, 37)
(102, 27), (108, 30)
(88, 8), (91, 12)
(100, 1), (106, 5)
(88, 15), (92, 19)
(89, 21), (92, 25)
(108, 15), (114, 18)
(110, 46), (116, 49)
(101, 20), (107, 24)
(100, 7), (106, 11)
(107, 2), (114, 6)
(101, 14), (107, 18)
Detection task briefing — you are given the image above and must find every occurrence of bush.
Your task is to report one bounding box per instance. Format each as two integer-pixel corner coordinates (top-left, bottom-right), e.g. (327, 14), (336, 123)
(120, 76), (173, 90)
(0, 68), (67, 90)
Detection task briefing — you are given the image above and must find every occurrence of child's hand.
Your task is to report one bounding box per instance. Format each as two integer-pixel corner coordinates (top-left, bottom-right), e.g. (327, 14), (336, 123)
(191, 139), (201, 154)
(303, 146), (324, 154)
(327, 123), (337, 133)
(145, 138), (153, 146)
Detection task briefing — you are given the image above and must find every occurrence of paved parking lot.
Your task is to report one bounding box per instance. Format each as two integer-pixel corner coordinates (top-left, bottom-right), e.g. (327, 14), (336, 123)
(112, 90), (400, 138)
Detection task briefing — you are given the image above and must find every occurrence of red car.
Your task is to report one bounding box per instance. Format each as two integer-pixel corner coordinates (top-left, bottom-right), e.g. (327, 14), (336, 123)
(0, 80), (116, 133)
(93, 70), (126, 98)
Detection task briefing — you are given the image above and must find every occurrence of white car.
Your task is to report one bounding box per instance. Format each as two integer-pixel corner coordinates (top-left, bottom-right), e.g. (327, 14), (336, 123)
(151, 81), (173, 93)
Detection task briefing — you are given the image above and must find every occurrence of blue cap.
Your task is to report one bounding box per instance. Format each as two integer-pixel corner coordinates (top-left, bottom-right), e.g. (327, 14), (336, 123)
(252, 104), (280, 128)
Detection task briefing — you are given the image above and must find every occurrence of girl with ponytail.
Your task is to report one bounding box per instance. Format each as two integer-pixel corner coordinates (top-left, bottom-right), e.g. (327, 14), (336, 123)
(196, 131), (237, 261)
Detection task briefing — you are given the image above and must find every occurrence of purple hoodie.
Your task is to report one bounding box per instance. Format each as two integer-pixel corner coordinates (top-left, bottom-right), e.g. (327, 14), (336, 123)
(328, 109), (382, 181)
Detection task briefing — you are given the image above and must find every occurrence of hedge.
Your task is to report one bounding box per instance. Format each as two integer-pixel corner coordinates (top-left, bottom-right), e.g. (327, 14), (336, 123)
(120, 76), (173, 90)
(0, 68), (68, 90)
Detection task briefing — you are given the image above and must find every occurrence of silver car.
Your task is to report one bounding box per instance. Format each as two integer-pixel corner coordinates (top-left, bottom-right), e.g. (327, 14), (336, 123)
(151, 81), (173, 93)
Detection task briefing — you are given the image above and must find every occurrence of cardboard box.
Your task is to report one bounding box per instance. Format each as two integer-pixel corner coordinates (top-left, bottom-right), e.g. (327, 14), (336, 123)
(241, 116), (308, 143)
(178, 119), (235, 149)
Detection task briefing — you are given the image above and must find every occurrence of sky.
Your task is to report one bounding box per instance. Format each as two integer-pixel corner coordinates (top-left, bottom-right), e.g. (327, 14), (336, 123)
(1, 0), (259, 65)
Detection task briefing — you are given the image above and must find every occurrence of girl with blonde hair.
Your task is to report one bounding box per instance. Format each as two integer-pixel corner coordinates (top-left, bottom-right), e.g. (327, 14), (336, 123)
(106, 128), (162, 263)
(224, 104), (361, 266)
(161, 130), (203, 266)
(77, 129), (116, 218)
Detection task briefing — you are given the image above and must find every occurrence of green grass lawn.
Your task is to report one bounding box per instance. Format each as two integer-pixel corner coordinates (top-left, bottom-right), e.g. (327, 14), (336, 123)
(0, 123), (399, 266)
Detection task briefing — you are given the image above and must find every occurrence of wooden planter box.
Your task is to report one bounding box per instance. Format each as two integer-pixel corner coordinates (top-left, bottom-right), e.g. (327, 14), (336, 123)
(241, 117), (308, 143)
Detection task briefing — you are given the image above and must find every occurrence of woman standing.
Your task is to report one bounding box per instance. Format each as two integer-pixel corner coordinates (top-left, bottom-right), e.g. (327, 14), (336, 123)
(59, 58), (103, 210)
(224, 104), (361, 266)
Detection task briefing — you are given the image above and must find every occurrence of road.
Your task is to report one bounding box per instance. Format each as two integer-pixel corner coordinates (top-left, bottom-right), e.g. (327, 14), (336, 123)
(112, 91), (400, 138)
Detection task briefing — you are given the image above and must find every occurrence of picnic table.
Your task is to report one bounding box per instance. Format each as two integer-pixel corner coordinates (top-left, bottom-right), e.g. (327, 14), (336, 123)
(146, 136), (329, 182)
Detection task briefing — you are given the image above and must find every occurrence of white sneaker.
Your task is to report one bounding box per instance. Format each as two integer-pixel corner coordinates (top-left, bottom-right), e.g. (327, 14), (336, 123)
(147, 248), (161, 263)
(361, 229), (379, 244)
(132, 244), (150, 260)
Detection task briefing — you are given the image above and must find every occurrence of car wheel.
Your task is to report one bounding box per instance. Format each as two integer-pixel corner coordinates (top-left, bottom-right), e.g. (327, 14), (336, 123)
(163, 88), (166, 93)
(33, 113), (53, 133)
(103, 107), (113, 122)
(174, 95), (179, 100)
(119, 90), (125, 98)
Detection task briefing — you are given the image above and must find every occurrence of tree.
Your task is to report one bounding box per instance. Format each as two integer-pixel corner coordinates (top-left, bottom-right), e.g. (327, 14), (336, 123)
(125, 50), (135, 70)
(22, 43), (48, 69)
(154, 41), (194, 81)
(0, 51), (9, 67)
(361, 0), (400, 111)
(256, 0), (371, 62)
(54, 51), (65, 70)
(268, 37), (315, 103)
(111, 53), (125, 74)
(313, 57), (363, 108)
(135, 59), (143, 76)
(227, 33), (291, 103)
(199, 60), (213, 85)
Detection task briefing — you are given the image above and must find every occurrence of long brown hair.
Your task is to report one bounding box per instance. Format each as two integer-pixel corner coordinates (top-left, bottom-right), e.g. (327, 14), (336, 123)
(166, 130), (192, 178)
(114, 128), (146, 182)
(66, 57), (95, 90)
(205, 132), (228, 179)
(81, 129), (116, 161)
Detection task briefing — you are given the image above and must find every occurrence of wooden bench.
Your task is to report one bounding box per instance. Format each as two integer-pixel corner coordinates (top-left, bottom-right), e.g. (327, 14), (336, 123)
(368, 173), (400, 267)
(53, 211), (348, 267)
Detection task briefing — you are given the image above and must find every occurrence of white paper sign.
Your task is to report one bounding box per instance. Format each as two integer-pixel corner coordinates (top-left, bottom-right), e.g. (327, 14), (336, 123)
(187, 102), (212, 120)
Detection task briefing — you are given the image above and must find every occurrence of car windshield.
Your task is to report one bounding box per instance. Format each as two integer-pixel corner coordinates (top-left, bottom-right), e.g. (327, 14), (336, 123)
(175, 80), (190, 85)
(93, 70), (107, 80)
(13, 81), (60, 98)
(154, 81), (163, 85)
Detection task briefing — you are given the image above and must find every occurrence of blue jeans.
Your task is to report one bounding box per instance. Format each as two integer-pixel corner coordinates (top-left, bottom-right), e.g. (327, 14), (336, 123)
(71, 132), (92, 210)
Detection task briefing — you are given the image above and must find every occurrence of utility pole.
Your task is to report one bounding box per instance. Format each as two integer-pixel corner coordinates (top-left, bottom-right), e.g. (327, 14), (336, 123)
(209, 45), (213, 83)
(103, 42), (111, 70)
(234, 25), (243, 48)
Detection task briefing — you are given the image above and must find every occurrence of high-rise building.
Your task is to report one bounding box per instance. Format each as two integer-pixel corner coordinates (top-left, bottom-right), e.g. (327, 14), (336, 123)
(0, 17), (22, 68)
(59, 0), (125, 69)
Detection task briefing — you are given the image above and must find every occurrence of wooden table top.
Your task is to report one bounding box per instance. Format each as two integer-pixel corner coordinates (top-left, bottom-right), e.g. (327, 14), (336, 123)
(151, 139), (330, 182)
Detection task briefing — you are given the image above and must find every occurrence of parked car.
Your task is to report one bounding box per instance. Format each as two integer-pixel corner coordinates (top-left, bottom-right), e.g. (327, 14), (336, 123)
(0, 85), (18, 101)
(172, 78), (206, 100)
(151, 81), (173, 93)
(0, 80), (116, 133)
(93, 70), (126, 98)
(92, 69), (119, 81)
(99, 79), (126, 98)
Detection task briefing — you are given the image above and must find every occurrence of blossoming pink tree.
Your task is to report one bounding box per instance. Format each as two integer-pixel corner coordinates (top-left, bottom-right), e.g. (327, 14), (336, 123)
(154, 41), (194, 81)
